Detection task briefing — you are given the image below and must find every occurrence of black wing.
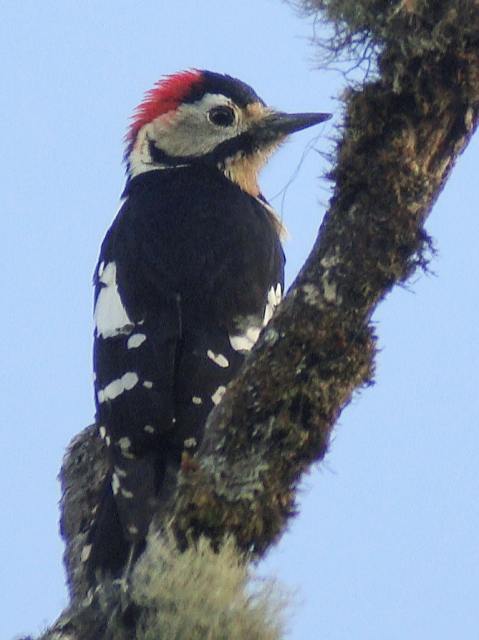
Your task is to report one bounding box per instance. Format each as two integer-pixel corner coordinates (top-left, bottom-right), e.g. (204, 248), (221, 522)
(86, 167), (284, 579)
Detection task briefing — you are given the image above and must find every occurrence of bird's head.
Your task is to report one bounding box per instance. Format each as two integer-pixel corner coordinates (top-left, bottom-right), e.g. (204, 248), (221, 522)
(125, 69), (331, 197)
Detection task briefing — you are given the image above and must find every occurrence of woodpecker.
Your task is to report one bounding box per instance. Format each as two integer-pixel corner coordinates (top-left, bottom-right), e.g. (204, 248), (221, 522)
(84, 69), (330, 582)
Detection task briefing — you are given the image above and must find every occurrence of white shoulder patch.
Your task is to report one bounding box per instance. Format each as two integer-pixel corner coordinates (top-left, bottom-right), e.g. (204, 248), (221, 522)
(94, 261), (133, 338)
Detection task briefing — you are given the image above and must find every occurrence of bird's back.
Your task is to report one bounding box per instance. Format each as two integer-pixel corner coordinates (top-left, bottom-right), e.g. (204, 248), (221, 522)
(102, 166), (284, 323)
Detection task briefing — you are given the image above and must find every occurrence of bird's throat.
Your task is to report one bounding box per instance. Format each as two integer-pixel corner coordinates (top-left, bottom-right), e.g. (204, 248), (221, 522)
(220, 151), (267, 198)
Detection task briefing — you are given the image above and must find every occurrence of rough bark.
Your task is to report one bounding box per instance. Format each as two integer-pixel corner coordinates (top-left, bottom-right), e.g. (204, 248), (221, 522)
(31, 1), (479, 638)
(171, 0), (479, 553)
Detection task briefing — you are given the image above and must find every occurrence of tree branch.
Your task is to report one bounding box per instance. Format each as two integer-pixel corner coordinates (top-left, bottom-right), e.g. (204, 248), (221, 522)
(170, 0), (479, 554)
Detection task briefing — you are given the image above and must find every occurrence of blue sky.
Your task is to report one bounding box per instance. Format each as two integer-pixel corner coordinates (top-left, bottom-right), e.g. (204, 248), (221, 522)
(2, 2), (478, 639)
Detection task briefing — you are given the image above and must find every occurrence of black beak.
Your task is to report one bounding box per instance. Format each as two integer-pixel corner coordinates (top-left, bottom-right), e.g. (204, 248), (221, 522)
(252, 110), (332, 146)
(267, 111), (332, 135)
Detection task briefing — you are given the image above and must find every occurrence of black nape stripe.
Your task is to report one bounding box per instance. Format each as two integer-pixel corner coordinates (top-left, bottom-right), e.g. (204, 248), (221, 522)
(147, 131), (261, 170)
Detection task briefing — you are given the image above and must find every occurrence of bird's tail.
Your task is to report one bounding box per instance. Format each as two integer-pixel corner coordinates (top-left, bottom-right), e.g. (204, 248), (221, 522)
(83, 474), (131, 585)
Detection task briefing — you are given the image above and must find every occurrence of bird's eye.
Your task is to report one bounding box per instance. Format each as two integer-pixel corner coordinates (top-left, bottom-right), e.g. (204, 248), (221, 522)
(208, 106), (236, 127)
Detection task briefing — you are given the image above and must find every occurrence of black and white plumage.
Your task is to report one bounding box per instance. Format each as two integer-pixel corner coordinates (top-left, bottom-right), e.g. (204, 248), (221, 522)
(85, 70), (330, 581)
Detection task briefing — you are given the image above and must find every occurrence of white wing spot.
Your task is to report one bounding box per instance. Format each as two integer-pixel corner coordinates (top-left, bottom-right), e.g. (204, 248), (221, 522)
(144, 425), (155, 433)
(128, 524), (139, 535)
(211, 385), (226, 405)
(229, 333), (254, 351)
(127, 333), (147, 349)
(143, 380), (153, 389)
(246, 326), (261, 343)
(117, 437), (135, 459)
(121, 488), (134, 499)
(116, 437), (135, 460)
(275, 283), (282, 303)
(122, 372), (139, 391)
(80, 544), (92, 563)
(114, 465), (127, 478)
(118, 437), (131, 451)
(112, 473), (120, 495)
(263, 284), (282, 326)
(184, 437), (197, 448)
(263, 303), (274, 326)
(99, 426), (107, 439)
(94, 262), (134, 339)
(207, 350), (229, 368)
(267, 287), (276, 307)
(98, 372), (139, 403)
(192, 396), (203, 405)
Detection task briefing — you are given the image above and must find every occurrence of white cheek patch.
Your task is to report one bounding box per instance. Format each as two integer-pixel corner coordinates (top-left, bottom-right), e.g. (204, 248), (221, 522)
(151, 93), (241, 157)
(128, 93), (244, 178)
(94, 262), (133, 338)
